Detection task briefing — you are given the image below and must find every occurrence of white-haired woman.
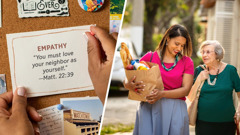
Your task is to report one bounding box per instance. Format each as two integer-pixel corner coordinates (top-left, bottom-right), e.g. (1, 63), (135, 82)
(188, 40), (240, 135)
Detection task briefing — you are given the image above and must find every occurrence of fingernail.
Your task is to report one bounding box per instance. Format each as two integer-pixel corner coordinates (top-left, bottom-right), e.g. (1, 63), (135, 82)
(142, 89), (144, 91)
(143, 85), (146, 87)
(37, 113), (42, 118)
(83, 32), (88, 42)
(140, 81), (143, 83)
(90, 31), (95, 36)
(17, 87), (26, 97)
(39, 113), (42, 119)
(35, 127), (40, 134)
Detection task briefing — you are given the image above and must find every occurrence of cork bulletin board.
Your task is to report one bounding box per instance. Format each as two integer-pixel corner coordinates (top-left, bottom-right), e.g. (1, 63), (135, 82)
(0, 0), (110, 110)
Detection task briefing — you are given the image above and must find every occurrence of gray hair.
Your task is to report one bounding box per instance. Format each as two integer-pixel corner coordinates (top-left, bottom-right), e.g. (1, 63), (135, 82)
(200, 40), (225, 61)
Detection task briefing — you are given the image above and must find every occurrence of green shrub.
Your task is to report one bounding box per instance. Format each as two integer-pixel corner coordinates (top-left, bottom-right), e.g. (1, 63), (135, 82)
(101, 124), (134, 135)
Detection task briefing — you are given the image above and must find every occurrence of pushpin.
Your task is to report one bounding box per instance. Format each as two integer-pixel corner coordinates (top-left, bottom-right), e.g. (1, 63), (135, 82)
(57, 104), (64, 110)
(78, 0), (104, 12)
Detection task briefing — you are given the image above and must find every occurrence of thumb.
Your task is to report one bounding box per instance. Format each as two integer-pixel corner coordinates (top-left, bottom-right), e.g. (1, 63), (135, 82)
(86, 32), (101, 65)
(90, 26), (116, 56)
(130, 76), (136, 83)
(11, 87), (28, 119)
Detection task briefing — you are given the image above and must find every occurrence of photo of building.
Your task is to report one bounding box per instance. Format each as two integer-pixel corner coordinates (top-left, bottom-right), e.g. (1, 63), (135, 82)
(60, 97), (103, 135)
(64, 109), (100, 135)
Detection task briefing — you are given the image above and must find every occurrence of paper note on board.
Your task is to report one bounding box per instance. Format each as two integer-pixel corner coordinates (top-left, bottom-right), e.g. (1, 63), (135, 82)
(17, 0), (69, 18)
(7, 25), (93, 97)
(37, 105), (63, 135)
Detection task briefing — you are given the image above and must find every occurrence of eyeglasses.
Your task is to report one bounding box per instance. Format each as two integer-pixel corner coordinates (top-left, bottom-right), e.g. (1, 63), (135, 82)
(200, 50), (215, 55)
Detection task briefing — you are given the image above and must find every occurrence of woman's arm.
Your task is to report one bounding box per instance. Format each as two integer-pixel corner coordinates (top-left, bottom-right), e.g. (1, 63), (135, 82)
(146, 69), (210, 104)
(146, 73), (193, 104)
(158, 57), (195, 99)
(234, 92), (240, 123)
(86, 26), (117, 104)
(161, 73), (194, 98)
(187, 69), (209, 101)
(187, 77), (202, 102)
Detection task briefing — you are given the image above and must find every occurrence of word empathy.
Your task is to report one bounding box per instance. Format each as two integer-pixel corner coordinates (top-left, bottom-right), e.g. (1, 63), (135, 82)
(37, 43), (67, 51)
(17, 0), (69, 18)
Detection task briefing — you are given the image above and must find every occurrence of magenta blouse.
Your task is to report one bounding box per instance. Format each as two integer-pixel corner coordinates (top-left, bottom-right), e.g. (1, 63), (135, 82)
(140, 51), (194, 100)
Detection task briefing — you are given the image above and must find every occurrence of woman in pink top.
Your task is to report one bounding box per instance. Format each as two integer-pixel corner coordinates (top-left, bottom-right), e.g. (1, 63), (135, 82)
(123, 24), (194, 135)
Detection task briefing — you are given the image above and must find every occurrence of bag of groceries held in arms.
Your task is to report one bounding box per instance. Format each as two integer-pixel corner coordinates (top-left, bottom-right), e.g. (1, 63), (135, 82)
(120, 42), (164, 102)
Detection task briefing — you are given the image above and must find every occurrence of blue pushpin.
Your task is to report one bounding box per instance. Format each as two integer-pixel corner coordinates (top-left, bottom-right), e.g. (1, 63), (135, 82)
(57, 104), (64, 110)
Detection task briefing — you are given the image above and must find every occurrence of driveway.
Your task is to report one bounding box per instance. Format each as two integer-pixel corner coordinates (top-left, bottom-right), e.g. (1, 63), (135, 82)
(102, 91), (138, 125)
(102, 91), (195, 135)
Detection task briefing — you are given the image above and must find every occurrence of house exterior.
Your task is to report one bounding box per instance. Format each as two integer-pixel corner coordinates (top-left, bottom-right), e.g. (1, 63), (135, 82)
(201, 0), (240, 73)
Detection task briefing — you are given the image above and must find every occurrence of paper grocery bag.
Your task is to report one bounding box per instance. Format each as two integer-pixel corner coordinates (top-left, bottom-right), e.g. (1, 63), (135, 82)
(125, 62), (164, 102)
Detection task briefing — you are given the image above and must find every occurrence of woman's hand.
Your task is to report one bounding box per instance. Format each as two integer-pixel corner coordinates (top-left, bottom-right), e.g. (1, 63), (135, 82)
(0, 87), (42, 135)
(234, 106), (240, 124)
(235, 96), (240, 124)
(146, 89), (164, 104)
(234, 111), (240, 124)
(123, 76), (145, 95)
(86, 26), (118, 104)
(198, 70), (209, 82)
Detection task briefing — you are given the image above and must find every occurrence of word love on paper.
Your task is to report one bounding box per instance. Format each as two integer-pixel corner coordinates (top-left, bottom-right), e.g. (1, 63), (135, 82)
(37, 105), (63, 135)
(32, 51), (76, 80)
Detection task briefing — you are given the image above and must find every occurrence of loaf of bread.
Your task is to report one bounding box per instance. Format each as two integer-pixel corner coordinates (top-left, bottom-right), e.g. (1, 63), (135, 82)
(120, 42), (133, 68)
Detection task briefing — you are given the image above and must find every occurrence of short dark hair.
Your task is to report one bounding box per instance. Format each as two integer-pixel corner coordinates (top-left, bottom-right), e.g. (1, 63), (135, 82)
(155, 24), (192, 58)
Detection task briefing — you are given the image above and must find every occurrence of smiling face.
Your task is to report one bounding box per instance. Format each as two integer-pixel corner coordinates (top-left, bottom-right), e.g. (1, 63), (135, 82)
(201, 45), (217, 65)
(166, 36), (186, 57)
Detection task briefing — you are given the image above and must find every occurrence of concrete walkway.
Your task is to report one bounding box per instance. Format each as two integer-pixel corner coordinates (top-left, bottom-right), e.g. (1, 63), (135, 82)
(102, 91), (195, 135)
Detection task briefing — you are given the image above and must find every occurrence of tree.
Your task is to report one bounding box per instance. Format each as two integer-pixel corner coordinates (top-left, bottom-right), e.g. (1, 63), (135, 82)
(110, 0), (125, 14)
(143, 1), (160, 52)
(143, 0), (200, 58)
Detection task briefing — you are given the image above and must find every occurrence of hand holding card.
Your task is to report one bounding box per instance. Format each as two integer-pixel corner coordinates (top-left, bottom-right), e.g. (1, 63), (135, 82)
(0, 87), (42, 135)
(86, 26), (118, 104)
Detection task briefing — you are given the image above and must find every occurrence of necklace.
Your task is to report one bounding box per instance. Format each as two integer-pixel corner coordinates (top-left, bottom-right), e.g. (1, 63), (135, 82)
(207, 63), (221, 86)
(161, 55), (178, 71)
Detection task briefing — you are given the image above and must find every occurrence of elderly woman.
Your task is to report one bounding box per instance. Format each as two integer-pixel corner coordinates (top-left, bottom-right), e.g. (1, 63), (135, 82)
(188, 40), (240, 135)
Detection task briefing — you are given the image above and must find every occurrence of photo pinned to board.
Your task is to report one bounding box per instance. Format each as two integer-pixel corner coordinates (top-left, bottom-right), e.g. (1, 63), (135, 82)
(60, 97), (103, 135)
(0, 74), (7, 94)
(78, 0), (104, 12)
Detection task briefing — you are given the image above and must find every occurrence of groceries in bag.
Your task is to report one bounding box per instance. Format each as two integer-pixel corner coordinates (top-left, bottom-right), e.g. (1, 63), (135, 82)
(120, 42), (150, 71)
(120, 42), (164, 101)
(120, 42), (133, 68)
(131, 60), (149, 70)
